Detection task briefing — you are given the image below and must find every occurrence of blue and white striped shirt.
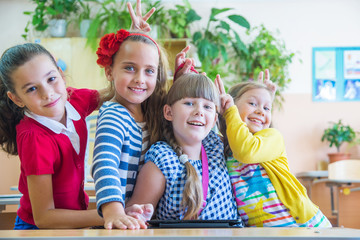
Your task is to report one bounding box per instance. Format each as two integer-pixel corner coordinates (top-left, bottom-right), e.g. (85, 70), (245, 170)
(91, 101), (147, 216)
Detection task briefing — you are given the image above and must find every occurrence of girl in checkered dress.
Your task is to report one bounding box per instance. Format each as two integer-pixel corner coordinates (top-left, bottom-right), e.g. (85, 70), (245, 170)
(215, 73), (331, 227)
(126, 73), (242, 224)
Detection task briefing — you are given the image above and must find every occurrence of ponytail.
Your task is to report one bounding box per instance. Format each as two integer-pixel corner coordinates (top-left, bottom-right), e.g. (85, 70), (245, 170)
(162, 109), (203, 220)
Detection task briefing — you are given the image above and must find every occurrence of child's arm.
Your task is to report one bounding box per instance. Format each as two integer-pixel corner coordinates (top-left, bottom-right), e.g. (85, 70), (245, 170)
(27, 174), (103, 229)
(224, 106), (285, 163)
(173, 46), (196, 81)
(127, 0), (155, 32)
(125, 161), (166, 219)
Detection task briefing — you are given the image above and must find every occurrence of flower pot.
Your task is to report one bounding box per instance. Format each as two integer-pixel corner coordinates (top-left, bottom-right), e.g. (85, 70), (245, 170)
(80, 19), (92, 38)
(49, 19), (67, 37)
(328, 152), (351, 164)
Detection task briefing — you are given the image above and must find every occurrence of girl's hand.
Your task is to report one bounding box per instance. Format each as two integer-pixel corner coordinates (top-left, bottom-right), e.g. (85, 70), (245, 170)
(125, 204), (154, 222)
(174, 46), (195, 80)
(214, 74), (234, 115)
(257, 69), (277, 98)
(102, 202), (147, 230)
(127, 0), (155, 32)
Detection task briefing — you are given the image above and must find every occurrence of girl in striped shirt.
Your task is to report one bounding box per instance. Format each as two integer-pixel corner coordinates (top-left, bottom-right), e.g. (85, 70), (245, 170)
(90, 27), (170, 230)
(215, 74), (332, 227)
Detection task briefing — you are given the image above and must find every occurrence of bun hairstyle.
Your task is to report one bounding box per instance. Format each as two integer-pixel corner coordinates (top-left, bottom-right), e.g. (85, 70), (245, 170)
(162, 73), (219, 219)
(0, 43), (57, 155)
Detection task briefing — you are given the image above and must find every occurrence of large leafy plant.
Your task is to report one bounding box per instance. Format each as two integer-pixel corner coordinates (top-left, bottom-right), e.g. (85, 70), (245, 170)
(321, 120), (358, 152)
(167, 0), (201, 38)
(23, 0), (79, 40)
(86, 0), (131, 50)
(192, 8), (250, 80)
(232, 24), (295, 108)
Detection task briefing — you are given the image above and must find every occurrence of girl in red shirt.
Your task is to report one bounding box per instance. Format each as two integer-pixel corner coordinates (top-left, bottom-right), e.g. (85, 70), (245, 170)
(0, 0), (154, 229)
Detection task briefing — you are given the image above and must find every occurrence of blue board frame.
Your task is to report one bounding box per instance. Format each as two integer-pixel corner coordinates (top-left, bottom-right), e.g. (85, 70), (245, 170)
(312, 47), (360, 102)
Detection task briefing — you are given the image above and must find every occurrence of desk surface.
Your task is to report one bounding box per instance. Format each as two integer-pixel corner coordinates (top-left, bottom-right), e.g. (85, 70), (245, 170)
(0, 228), (359, 240)
(296, 171), (328, 178)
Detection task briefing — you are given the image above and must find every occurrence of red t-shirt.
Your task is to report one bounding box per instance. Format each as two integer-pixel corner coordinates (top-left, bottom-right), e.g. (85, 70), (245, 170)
(16, 88), (99, 225)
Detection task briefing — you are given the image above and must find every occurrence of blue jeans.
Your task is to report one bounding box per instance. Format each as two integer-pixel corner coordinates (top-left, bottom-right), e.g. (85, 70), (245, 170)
(14, 216), (38, 230)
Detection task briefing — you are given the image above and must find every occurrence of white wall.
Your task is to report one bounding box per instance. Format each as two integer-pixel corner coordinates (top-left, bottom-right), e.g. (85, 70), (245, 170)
(2, 0), (360, 94)
(185, 0), (360, 94)
(0, 0), (359, 177)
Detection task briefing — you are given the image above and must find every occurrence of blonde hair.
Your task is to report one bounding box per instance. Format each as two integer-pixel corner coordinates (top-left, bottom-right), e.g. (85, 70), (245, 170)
(163, 73), (219, 219)
(219, 81), (273, 158)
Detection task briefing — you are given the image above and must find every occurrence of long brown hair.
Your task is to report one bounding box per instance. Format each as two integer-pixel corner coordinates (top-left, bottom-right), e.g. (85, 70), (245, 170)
(162, 73), (219, 219)
(0, 43), (58, 155)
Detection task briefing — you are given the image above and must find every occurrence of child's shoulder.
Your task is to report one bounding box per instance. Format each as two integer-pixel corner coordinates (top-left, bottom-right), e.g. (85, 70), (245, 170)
(203, 130), (223, 147)
(98, 102), (135, 122)
(148, 141), (173, 153)
(16, 117), (55, 143)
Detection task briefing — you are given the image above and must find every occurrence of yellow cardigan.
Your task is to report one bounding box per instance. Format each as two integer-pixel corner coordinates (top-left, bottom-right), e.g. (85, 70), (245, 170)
(224, 105), (318, 224)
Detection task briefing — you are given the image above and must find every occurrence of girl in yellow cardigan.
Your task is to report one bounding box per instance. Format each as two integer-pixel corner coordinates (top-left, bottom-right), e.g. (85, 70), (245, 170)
(215, 74), (331, 227)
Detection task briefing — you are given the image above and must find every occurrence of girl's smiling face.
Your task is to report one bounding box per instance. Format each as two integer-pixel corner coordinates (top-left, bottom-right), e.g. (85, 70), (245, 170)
(164, 97), (217, 147)
(235, 88), (272, 134)
(106, 40), (159, 112)
(7, 54), (67, 124)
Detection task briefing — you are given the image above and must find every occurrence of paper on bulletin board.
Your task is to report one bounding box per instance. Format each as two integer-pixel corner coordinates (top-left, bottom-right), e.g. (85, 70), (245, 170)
(315, 51), (336, 80)
(344, 50), (360, 79)
(314, 51), (336, 101)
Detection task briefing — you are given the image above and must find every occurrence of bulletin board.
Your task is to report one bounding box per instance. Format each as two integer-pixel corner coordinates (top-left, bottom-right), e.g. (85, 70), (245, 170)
(312, 47), (360, 102)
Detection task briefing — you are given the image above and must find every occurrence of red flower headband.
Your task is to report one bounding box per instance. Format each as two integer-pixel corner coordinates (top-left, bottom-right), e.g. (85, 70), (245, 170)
(96, 29), (159, 68)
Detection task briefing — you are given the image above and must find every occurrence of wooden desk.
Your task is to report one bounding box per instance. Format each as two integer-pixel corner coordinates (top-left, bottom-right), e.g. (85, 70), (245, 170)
(296, 171), (328, 198)
(312, 179), (360, 227)
(0, 227), (359, 239)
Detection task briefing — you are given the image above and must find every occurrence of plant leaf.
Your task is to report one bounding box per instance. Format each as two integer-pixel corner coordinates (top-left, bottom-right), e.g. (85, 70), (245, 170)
(210, 8), (232, 21)
(228, 15), (250, 29)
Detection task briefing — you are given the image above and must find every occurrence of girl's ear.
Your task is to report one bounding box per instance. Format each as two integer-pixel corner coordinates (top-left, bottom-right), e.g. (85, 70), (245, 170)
(7, 91), (25, 108)
(163, 104), (173, 121)
(105, 66), (113, 82)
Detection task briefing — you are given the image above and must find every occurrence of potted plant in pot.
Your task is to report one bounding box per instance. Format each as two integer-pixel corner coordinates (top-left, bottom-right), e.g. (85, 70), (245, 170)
(77, 0), (98, 38)
(23, 0), (79, 39)
(321, 119), (358, 163)
(85, 0), (131, 50)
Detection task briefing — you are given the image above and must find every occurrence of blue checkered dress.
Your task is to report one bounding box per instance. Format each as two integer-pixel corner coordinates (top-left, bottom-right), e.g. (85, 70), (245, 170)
(145, 131), (242, 224)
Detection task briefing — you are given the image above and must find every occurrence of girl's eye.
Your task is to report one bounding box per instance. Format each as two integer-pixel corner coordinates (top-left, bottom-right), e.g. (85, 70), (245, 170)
(146, 68), (155, 75)
(249, 102), (256, 106)
(48, 76), (56, 82)
(184, 101), (193, 106)
(264, 106), (271, 111)
(26, 86), (36, 93)
(204, 104), (213, 110)
(125, 66), (134, 71)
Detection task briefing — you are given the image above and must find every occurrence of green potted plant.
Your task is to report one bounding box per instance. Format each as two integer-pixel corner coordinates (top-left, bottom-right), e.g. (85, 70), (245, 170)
(232, 24), (296, 109)
(192, 7), (250, 81)
(23, 0), (79, 39)
(77, 0), (98, 38)
(166, 0), (201, 39)
(85, 0), (131, 50)
(321, 119), (358, 163)
(141, 0), (169, 39)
